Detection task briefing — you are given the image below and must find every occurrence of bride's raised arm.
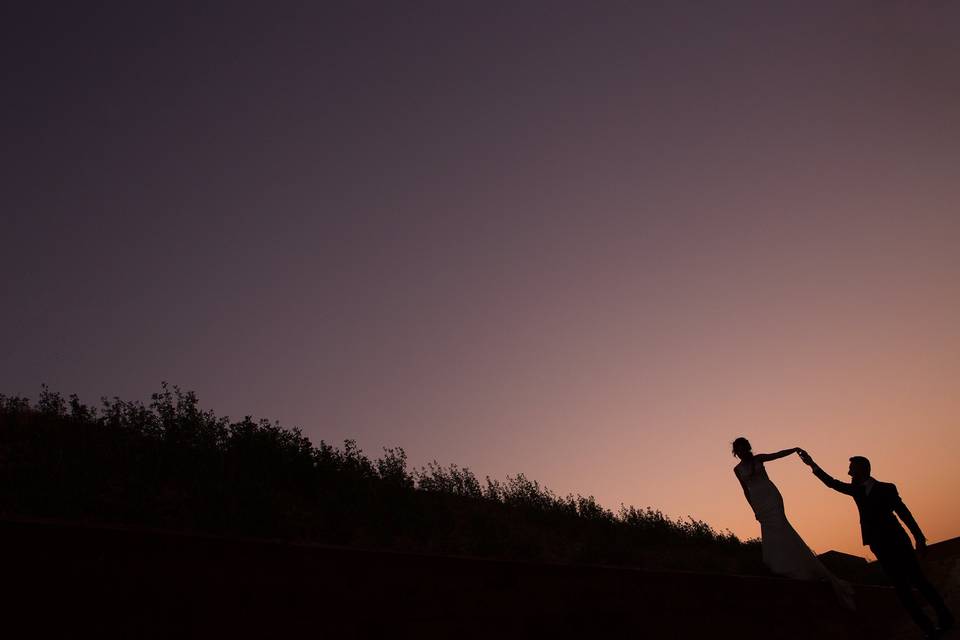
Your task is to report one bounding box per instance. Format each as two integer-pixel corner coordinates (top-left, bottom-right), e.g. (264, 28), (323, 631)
(754, 447), (800, 463)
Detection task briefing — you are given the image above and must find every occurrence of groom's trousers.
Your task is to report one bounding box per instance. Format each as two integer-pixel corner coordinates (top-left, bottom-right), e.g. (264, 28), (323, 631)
(870, 539), (951, 632)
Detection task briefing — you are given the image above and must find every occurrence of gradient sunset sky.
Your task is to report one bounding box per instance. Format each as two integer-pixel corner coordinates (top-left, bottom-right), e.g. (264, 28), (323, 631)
(3, 2), (959, 558)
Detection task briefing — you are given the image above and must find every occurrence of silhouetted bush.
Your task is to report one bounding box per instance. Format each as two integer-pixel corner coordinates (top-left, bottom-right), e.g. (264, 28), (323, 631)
(0, 385), (763, 573)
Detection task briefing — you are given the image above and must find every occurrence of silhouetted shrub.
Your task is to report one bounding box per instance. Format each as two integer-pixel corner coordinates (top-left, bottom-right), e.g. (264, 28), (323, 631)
(0, 385), (763, 574)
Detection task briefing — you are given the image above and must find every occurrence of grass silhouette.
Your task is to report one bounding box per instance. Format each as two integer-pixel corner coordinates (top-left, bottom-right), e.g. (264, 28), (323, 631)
(0, 384), (763, 573)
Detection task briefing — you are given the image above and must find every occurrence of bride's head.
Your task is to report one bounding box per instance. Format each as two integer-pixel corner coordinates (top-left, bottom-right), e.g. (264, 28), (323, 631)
(732, 437), (752, 459)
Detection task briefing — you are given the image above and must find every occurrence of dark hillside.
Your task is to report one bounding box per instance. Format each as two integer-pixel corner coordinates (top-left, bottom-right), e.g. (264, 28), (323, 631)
(0, 385), (761, 573)
(0, 387), (939, 638)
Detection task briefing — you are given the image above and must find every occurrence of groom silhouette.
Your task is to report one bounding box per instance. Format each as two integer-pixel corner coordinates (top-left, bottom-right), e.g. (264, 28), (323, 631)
(799, 451), (953, 638)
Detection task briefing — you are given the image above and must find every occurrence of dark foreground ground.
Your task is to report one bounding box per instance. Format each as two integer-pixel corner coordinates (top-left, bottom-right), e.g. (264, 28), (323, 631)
(0, 517), (946, 639)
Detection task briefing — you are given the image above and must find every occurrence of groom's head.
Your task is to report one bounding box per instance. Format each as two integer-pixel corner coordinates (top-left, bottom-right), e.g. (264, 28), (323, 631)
(847, 456), (871, 483)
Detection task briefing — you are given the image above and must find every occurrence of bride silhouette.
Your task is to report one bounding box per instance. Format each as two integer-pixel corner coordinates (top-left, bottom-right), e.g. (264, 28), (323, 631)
(732, 437), (854, 607)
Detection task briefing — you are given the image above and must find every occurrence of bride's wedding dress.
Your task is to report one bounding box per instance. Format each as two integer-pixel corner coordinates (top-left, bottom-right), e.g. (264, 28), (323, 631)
(735, 459), (855, 608)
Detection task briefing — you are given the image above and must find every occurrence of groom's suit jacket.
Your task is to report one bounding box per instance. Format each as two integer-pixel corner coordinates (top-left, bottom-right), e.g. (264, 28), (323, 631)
(810, 466), (923, 547)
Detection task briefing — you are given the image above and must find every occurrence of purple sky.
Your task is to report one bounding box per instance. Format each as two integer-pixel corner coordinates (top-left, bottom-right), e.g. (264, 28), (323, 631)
(3, 2), (959, 556)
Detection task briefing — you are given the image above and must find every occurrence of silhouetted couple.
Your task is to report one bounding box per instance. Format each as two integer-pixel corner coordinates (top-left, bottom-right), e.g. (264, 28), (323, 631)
(733, 438), (954, 638)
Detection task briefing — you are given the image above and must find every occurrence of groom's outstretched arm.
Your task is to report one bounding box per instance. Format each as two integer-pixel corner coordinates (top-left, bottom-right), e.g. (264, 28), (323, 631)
(799, 452), (856, 495)
(810, 464), (856, 495)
